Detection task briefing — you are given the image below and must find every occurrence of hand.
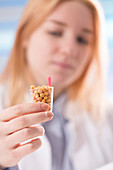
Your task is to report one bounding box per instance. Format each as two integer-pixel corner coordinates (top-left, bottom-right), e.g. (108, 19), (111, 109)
(0, 102), (53, 168)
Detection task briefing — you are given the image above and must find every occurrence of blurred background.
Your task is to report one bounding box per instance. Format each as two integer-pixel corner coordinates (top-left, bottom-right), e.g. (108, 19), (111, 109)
(0, 0), (113, 100)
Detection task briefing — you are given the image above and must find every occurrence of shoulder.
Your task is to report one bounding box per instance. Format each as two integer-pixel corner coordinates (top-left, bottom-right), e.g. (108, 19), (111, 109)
(105, 101), (113, 126)
(0, 84), (4, 94)
(65, 99), (113, 131)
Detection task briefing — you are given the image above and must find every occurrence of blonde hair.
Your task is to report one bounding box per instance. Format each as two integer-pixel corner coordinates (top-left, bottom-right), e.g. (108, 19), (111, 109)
(68, 0), (109, 120)
(0, 0), (109, 120)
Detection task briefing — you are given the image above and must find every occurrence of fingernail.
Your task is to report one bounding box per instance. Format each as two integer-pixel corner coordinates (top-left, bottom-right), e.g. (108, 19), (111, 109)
(45, 111), (53, 119)
(41, 103), (49, 110)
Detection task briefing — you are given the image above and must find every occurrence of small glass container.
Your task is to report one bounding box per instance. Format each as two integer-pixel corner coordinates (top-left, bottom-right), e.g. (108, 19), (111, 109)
(30, 85), (54, 112)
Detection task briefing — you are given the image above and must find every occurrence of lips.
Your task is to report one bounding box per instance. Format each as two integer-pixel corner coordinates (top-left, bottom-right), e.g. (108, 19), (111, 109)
(52, 61), (73, 70)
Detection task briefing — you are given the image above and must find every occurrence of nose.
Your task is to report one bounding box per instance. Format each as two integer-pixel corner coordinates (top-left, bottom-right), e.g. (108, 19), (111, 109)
(60, 37), (76, 57)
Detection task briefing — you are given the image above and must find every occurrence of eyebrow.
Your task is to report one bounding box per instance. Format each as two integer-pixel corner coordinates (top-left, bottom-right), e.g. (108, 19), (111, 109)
(82, 28), (94, 34)
(46, 19), (94, 34)
(46, 19), (67, 26)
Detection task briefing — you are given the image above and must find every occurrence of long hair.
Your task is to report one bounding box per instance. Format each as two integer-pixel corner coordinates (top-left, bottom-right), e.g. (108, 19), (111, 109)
(0, 0), (109, 120)
(67, 0), (109, 120)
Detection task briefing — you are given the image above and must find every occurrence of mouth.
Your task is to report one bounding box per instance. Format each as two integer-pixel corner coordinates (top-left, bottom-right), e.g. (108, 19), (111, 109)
(52, 61), (73, 70)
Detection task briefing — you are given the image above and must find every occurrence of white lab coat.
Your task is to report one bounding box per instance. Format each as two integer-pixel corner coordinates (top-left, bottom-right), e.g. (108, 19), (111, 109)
(0, 85), (113, 170)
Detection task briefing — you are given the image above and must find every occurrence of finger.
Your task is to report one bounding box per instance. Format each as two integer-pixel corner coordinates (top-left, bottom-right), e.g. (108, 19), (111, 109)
(0, 102), (50, 121)
(7, 126), (45, 148)
(0, 121), (6, 136)
(12, 138), (42, 163)
(5, 111), (53, 134)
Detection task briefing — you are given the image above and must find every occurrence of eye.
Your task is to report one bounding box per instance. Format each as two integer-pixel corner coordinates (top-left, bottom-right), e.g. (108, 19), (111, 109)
(48, 31), (62, 37)
(76, 36), (88, 45)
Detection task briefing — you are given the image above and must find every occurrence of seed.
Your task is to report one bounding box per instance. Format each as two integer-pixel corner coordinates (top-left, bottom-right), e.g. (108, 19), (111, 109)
(40, 93), (44, 97)
(44, 92), (48, 96)
(44, 96), (48, 100)
(42, 99), (46, 103)
(33, 99), (37, 102)
(30, 85), (35, 89)
(38, 97), (42, 101)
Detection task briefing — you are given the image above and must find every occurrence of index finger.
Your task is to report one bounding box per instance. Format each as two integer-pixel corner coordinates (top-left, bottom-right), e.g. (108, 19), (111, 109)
(0, 102), (50, 121)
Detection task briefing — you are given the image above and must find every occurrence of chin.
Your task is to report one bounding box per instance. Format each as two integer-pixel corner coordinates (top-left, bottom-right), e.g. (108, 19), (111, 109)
(49, 72), (79, 88)
(52, 78), (69, 89)
(57, 76), (78, 89)
(52, 75), (66, 84)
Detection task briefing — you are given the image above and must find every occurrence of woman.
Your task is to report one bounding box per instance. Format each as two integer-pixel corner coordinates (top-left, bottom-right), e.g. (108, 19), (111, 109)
(0, 0), (113, 170)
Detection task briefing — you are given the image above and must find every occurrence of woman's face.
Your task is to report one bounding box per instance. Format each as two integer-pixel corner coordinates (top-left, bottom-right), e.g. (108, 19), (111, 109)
(26, 1), (94, 93)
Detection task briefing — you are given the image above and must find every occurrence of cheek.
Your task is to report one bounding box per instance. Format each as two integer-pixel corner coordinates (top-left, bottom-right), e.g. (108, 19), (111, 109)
(75, 47), (91, 73)
(80, 47), (92, 63)
(25, 35), (58, 79)
(28, 35), (56, 63)
(26, 38), (49, 69)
